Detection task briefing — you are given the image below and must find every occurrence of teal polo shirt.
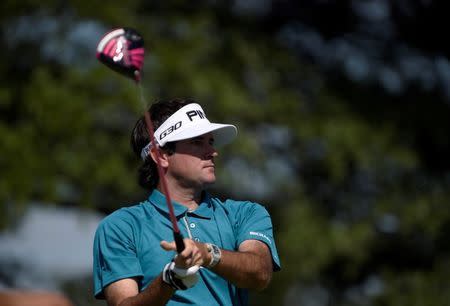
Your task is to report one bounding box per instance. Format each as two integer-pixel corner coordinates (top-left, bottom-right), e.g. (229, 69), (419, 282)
(93, 189), (281, 306)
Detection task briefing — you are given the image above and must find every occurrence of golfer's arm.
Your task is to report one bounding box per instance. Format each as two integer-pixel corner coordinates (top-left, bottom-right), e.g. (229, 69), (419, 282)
(209, 239), (273, 291)
(104, 275), (174, 306)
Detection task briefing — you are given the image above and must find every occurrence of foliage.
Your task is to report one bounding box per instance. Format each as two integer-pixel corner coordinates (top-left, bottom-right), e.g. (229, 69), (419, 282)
(1, 1), (449, 306)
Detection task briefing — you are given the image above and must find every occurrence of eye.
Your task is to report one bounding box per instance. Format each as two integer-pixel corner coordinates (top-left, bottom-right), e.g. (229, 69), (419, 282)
(191, 139), (203, 145)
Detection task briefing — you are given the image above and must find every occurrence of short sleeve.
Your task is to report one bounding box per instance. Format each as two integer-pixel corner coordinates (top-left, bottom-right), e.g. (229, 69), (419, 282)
(93, 211), (143, 299)
(234, 202), (281, 271)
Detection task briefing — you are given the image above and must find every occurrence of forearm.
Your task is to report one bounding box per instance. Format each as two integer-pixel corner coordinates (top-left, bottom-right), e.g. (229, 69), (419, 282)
(108, 238), (204, 306)
(207, 243), (273, 291)
(108, 275), (174, 306)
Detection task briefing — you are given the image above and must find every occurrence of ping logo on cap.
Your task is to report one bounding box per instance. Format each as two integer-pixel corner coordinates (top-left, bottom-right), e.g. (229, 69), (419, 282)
(186, 110), (206, 121)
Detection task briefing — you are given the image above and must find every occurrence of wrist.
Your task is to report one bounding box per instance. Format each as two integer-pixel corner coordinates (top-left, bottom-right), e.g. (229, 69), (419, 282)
(205, 243), (221, 268)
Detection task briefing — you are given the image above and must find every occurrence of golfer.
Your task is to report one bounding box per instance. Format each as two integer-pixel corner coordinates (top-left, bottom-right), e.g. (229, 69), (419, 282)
(93, 98), (280, 305)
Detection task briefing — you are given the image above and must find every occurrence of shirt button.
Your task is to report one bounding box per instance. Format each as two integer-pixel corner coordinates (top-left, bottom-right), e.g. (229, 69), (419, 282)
(194, 237), (200, 242)
(190, 223), (196, 228)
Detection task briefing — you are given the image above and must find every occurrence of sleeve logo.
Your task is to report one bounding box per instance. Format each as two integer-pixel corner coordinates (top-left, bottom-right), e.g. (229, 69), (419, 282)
(249, 231), (271, 244)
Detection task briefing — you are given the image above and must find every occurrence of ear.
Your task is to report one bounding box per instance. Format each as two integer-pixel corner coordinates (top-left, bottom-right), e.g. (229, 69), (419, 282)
(150, 147), (169, 168)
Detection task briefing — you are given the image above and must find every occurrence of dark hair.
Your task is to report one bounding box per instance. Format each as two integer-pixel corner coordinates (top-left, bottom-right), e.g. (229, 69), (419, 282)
(130, 98), (195, 190)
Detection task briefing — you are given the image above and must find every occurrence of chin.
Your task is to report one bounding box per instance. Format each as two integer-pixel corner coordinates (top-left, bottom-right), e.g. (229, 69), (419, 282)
(202, 176), (216, 186)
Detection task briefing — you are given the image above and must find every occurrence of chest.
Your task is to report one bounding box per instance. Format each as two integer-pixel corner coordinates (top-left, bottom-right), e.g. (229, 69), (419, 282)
(137, 209), (237, 287)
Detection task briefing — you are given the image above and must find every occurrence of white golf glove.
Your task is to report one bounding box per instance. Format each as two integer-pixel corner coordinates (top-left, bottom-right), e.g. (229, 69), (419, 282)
(162, 260), (200, 290)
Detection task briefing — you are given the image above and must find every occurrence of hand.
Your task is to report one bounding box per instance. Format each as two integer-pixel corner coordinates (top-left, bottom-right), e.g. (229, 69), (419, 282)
(160, 238), (205, 290)
(160, 238), (210, 268)
(162, 260), (200, 290)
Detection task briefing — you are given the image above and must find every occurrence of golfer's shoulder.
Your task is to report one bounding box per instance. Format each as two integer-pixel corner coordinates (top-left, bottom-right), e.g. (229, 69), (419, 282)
(98, 201), (149, 229)
(212, 196), (267, 215)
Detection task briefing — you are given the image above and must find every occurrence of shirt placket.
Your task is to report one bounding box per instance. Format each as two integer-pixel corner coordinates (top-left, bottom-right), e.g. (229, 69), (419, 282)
(182, 213), (201, 242)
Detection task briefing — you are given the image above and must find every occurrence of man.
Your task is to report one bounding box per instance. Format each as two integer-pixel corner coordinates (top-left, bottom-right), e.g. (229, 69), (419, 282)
(93, 98), (280, 306)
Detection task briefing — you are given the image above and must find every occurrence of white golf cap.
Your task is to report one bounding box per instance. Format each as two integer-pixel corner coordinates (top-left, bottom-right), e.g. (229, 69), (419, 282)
(141, 103), (237, 160)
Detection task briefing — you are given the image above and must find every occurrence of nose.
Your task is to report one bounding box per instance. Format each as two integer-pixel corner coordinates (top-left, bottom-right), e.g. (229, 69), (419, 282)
(207, 144), (218, 159)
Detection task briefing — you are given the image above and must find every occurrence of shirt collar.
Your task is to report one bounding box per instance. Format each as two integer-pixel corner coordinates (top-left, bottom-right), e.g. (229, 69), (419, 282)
(148, 189), (213, 219)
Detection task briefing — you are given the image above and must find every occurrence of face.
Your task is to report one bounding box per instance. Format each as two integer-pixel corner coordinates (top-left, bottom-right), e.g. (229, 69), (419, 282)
(165, 132), (218, 189)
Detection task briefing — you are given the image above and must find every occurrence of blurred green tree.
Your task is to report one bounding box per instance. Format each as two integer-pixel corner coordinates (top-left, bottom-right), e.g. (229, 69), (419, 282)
(1, 1), (449, 306)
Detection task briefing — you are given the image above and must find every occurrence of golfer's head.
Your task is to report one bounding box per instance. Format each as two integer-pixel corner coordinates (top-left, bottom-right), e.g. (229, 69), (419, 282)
(130, 98), (237, 190)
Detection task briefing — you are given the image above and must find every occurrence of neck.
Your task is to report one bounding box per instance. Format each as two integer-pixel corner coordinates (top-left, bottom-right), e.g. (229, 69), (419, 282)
(157, 180), (203, 211)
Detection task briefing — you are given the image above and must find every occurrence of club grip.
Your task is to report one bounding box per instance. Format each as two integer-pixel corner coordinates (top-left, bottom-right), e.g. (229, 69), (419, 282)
(174, 231), (185, 253)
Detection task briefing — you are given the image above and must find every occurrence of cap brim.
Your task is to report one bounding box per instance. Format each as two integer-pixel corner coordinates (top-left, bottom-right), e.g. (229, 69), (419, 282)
(167, 122), (237, 146)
